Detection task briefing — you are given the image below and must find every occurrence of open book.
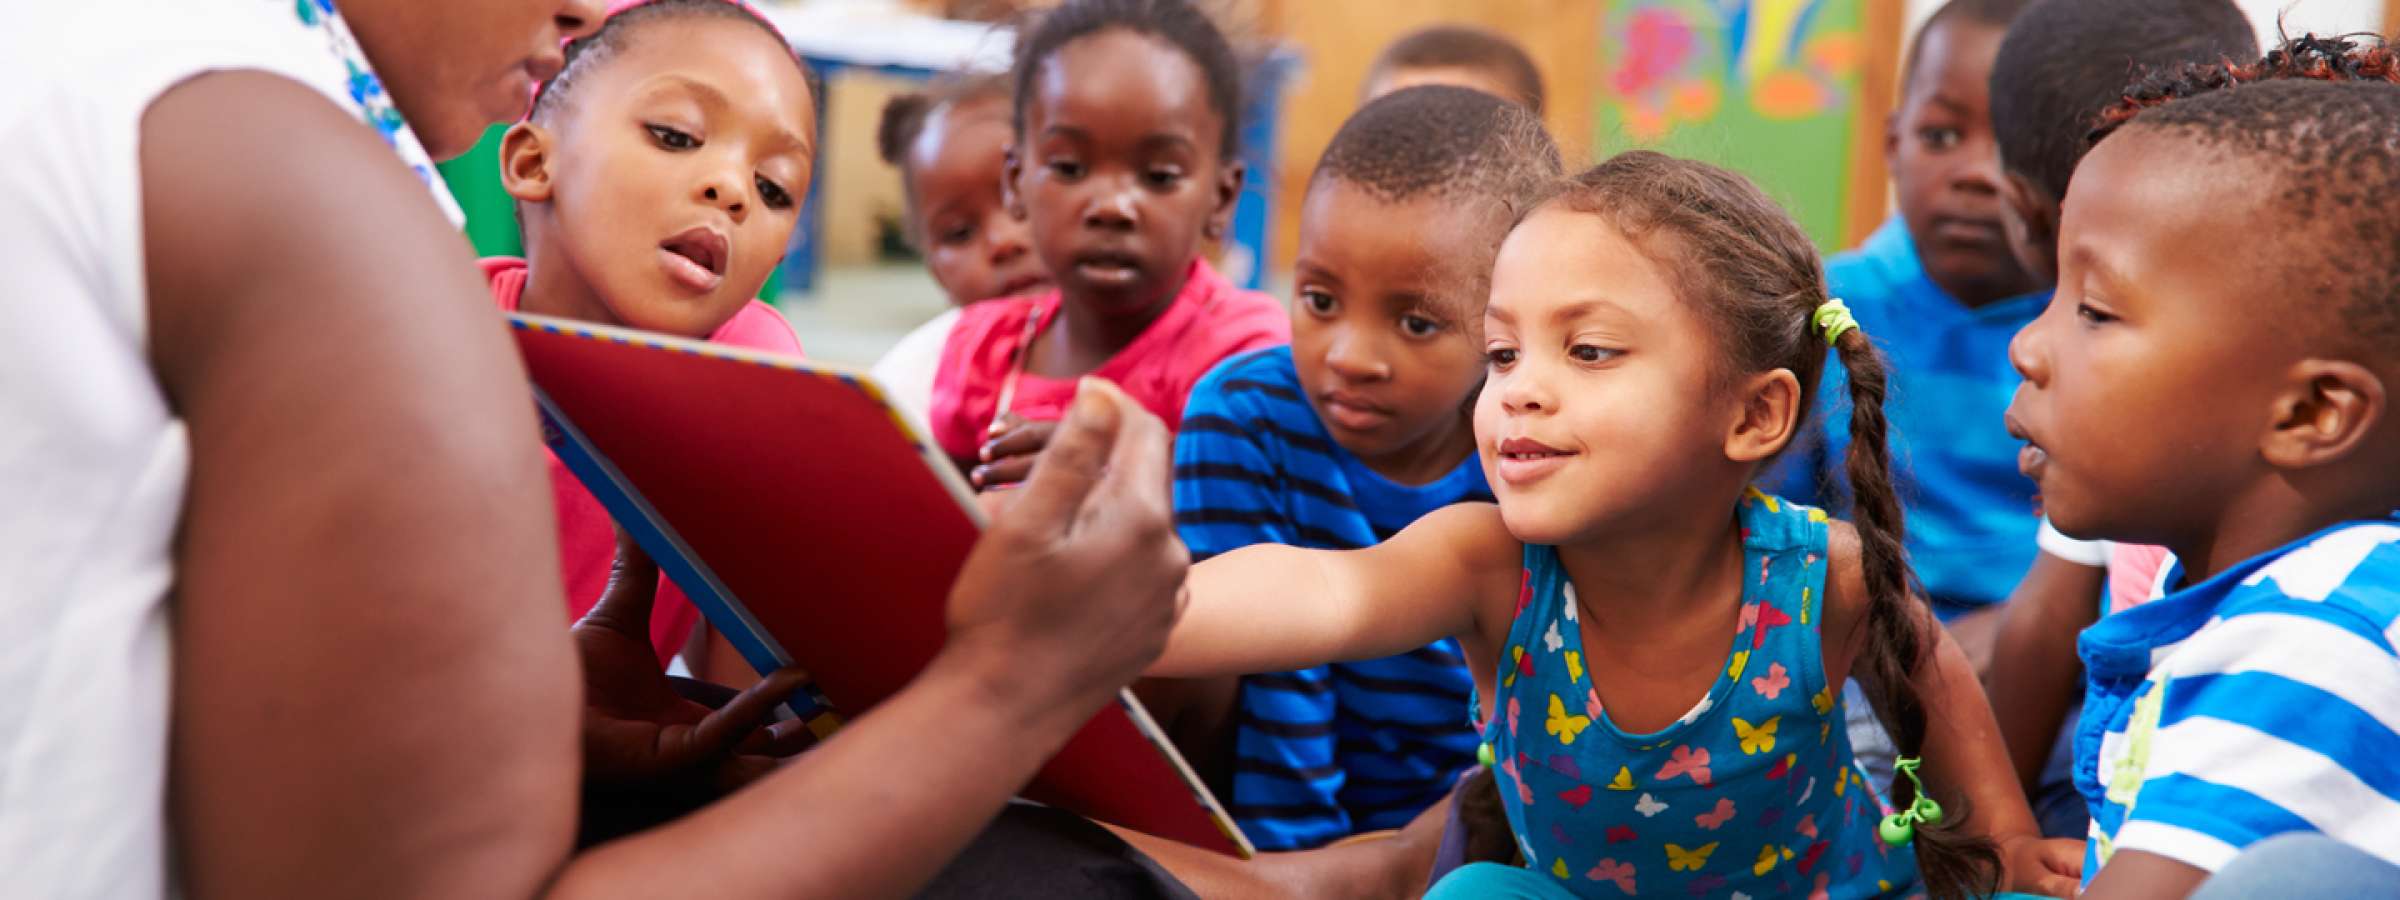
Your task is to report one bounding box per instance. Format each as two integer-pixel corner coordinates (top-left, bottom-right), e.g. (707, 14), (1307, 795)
(509, 312), (1252, 857)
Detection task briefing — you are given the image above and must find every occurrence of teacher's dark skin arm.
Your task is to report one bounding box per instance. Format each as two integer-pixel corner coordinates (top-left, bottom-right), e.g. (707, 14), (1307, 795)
(149, 72), (1191, 899)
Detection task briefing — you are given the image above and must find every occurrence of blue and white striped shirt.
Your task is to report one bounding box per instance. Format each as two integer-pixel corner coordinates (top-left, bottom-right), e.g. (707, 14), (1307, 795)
(2076, 516), (2400, 880)
(1173, 347), (1489, 851)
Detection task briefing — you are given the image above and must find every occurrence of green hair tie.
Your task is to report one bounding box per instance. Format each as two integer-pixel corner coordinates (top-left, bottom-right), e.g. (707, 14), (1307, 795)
(1878, 756), (1945, 847)
(1814, 297), (1860, 347)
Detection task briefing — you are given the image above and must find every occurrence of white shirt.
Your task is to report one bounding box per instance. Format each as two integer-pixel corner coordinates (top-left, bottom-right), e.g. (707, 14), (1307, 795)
(0, 3), (451, 895)
(871, 307), (961, 435)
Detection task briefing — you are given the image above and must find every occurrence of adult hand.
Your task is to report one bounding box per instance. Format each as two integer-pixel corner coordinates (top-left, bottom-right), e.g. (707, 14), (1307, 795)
(944, 378), (1189, 715)
(2000, 833), (2086, 898)
(573, 532), (815, 792)
(971, 414), (1058, 490)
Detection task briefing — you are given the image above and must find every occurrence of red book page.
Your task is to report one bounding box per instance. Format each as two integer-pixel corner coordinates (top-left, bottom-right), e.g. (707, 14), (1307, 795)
(509, 315), (1249, 856)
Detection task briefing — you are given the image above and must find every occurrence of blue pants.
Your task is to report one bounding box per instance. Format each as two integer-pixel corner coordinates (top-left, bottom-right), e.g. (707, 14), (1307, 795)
(2191, 833), (2400, 899)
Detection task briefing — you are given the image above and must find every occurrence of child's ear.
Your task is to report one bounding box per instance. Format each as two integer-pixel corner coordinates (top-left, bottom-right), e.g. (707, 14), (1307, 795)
(499, 122), (556, 203)
(1999, 170), (2060, 287)
(2260, 359), (2386, 470)
(1002, 145), (1028, 221)
(1205, 159), (1247, 241)
(1883, 112), (1899, 163)
(1726, 368), (1803, 463)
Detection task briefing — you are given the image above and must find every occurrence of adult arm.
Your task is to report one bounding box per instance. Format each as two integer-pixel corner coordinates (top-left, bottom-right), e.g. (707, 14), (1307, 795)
(153, 72), (1191, 900)
(150, 72), (585, 899)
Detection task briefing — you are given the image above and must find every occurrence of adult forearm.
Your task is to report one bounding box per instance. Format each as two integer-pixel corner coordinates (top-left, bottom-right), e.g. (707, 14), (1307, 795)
(548, 649), (1107, 898)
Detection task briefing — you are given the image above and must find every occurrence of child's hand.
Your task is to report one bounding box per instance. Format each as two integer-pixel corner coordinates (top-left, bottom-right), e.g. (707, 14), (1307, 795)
(573, 531), (815, 792)
(973, 413), (1059, 490)
(2000, 833), (2086, 898)
(945, 378), (1189, 717)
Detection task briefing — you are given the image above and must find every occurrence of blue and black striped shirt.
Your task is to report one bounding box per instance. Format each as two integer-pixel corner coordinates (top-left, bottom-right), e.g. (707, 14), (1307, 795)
(1172, 347), (1489, 851)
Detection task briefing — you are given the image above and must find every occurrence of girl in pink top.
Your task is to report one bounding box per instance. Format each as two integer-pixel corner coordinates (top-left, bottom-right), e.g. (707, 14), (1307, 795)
(932, 0), (1288, 485)
(485, 0), (814, 663)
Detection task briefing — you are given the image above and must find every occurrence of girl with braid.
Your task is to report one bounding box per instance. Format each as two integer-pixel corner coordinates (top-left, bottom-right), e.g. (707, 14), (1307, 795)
(1148, 152), (2077, 899)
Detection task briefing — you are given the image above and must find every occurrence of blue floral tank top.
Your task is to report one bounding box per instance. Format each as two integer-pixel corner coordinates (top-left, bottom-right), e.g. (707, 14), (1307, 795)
(1480, 490), (1919, 898)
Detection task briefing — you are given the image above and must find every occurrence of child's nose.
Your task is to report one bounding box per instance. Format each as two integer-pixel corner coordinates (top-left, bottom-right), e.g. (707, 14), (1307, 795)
(554, 0), (605, 41)
(2008, 309), (2049, 385)
(1083, 185), (1139, 231)
(987, 215), (1031, 264)
(699, 177), (746, 220)
(1323, 331), (1390, 383)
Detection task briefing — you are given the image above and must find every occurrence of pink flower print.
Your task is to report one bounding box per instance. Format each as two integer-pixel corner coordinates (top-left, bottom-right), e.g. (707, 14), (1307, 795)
(1585, 688), (1605, 722)
(1751, 662), (1791, 700)
(1738, 602), (1761, 633)
(1587, 858), (1637, 894)
(1656, 745), (1712, 786)
(1759, 554), (1772, 585)
(1797, 813), (1818, 840)
(1500, 757), (1534, 805)
(1695, 797), (1735, 830)
(1796, 840), (1830, 876)
(1514, 569), (1532, 615)
(1808, 872), (1832, 900)
(1750, 603), (1793, 650)
(1507, 696), (1521, 737)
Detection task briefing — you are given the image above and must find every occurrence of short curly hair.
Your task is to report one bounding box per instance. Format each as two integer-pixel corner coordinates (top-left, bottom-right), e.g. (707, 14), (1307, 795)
(2093, 34), (2400, 353)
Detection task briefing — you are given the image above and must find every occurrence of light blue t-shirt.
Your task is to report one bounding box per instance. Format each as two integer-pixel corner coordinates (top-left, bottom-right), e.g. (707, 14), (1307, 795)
(2077, 516), (2400, 881)
(1768, 218), (2049, 615)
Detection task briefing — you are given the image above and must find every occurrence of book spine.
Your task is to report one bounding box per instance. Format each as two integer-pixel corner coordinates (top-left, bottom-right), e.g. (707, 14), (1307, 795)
(533, 388), (840, 730)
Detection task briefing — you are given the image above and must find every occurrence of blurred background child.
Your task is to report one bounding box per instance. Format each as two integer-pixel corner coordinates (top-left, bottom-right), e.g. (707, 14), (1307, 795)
(1359, 23), (1545, 114)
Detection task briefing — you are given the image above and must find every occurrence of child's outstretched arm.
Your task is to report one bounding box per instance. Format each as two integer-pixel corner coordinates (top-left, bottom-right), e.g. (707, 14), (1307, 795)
(1150, 502), (1523, 679)
(1821, 526), (2084, 898)
(1985, 547), (2105, 792)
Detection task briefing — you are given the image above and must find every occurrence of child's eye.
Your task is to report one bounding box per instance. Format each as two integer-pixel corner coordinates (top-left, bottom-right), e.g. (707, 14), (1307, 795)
(1568, 343), (1621, 363)
(938, 224), (975, 246)
(1486, 347), (1518, 369)
(1918, 127), (1962, 151)
(647, 124), (699, 150)
(1143, 168), (1184, 188)
(2075, 302), (2119, 325)
(755, 175), (793, 210)
(1299, 288), (1337, 316)
(1047, 159), (1084, 180)
(1399, 314), (1442, 338)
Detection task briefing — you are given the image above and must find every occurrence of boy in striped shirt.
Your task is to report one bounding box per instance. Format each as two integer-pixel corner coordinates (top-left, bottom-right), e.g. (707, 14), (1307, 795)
(1170, 86), (1559, 851)
(2002, 43), (2400, 898)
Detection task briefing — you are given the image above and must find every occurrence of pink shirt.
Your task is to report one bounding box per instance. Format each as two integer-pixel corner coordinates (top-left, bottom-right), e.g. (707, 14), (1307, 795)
(928, 259), (1289, 463)
(483, 257), (803, 663)
(2107, 542), (2174, 615)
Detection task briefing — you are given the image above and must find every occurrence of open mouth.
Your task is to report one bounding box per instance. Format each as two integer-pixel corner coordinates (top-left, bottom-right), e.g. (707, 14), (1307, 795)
(659, 226), (729, 293)
(1494, 436), (1575, 485)
(2003, 413), (2048, 481)
(1070, 250), (1144, 287)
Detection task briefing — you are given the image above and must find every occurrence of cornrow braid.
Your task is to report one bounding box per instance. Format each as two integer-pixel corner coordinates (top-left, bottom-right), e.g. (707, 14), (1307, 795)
(530, 0), (811, 124)
(2093, 32), (2400, 141)
(2087, 32), (2400, 356)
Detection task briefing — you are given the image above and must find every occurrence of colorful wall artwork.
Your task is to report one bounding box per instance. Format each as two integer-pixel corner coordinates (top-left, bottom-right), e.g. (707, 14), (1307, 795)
(1597, 0), (1887, 249)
